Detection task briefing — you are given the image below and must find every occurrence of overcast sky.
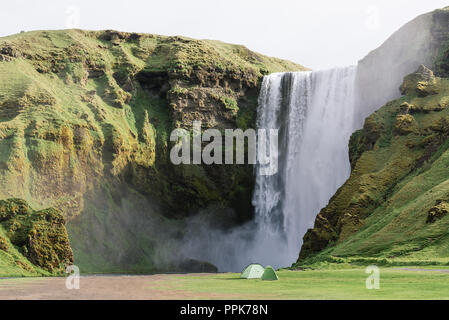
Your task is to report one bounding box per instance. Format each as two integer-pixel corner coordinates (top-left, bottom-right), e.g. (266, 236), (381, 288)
(0, 1), (447, 69)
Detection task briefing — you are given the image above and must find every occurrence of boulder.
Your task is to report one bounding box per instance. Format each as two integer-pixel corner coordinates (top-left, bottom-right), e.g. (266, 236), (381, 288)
(0, 199), (73, 273)
(426, 201), (449, 223)
(400, 65), (438, 97)
(394, 114), (418, 135)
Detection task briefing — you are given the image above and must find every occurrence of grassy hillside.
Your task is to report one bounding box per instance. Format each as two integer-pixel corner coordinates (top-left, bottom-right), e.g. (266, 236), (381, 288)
(0, 29), (306, 275)
(296, 64), (449, 268)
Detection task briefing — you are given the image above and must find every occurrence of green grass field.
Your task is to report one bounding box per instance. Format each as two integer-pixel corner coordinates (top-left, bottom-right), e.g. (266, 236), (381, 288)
(1, 267), (448, 299)
(151, 267), (449, 299)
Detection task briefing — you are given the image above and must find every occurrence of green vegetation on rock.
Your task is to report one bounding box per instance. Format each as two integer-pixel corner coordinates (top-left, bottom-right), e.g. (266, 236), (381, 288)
(0, 198), (73, 276)
(0, 29), (306, 275)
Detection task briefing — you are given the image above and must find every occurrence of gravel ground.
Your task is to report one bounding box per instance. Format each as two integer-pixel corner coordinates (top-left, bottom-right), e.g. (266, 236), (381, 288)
(0, 274), (221, 300)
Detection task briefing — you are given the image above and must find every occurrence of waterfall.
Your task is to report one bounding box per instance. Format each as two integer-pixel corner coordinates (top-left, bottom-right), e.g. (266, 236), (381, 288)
(182, 66), (359, 272)
(252, 66), (358, 268)
(180, 9), (442, 271)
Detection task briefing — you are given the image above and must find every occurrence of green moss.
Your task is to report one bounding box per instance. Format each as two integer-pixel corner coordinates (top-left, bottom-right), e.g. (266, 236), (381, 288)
(220, 96), (239, 114)
(0, 199), (73, 275)
(168, 85), (188, 95)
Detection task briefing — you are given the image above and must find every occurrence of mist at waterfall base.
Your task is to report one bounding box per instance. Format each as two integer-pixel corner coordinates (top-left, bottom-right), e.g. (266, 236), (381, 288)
(181, 66), (371, 272)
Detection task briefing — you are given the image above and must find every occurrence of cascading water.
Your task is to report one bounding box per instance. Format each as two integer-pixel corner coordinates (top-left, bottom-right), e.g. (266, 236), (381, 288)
(252, 67), (358, 268)
(182, 66), (361, 271)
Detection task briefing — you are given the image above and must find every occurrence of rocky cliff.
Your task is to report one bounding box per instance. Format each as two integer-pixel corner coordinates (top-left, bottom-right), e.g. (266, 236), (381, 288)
(297, 7), (449, 266)
(0, 29), (306, 275)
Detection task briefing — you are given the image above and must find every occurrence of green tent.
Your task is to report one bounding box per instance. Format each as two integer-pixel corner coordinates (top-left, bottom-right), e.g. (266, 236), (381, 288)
(240, 263), (265, 279)
(261, 265), (279, 281)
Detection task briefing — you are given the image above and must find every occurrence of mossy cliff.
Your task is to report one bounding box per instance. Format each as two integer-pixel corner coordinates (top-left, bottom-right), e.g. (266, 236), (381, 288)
(0, 198), (73, 276)
(296, 63), (449, 267)
(0, 29), (305, 274)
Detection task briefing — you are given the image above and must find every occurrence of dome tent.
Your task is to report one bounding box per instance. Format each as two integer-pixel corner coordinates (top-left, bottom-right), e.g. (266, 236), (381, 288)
(261, 265), (278, 281)
(240, 263), (265, 279)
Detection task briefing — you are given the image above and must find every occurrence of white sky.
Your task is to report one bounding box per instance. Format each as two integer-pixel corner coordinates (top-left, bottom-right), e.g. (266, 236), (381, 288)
(0, 0), (448, 69)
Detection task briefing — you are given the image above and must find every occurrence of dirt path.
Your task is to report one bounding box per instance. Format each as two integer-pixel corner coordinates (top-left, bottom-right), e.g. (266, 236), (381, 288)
(0, 274), (236, 300)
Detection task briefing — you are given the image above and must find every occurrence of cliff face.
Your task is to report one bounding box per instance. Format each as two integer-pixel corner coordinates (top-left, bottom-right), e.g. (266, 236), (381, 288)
(0, 29), (306, 274)
(297, 8), (449, 266)
(354, 7), (449, 126)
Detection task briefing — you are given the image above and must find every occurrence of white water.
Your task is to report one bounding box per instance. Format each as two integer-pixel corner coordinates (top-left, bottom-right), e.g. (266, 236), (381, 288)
(182, 67), (360, 271)
(252, 67), (358, 268)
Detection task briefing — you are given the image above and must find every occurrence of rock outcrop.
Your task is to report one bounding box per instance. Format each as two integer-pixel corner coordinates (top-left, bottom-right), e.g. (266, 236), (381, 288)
(0, 198), (73, 275)
(426, 200), (449, 223)
(400, 65), (438, 97)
